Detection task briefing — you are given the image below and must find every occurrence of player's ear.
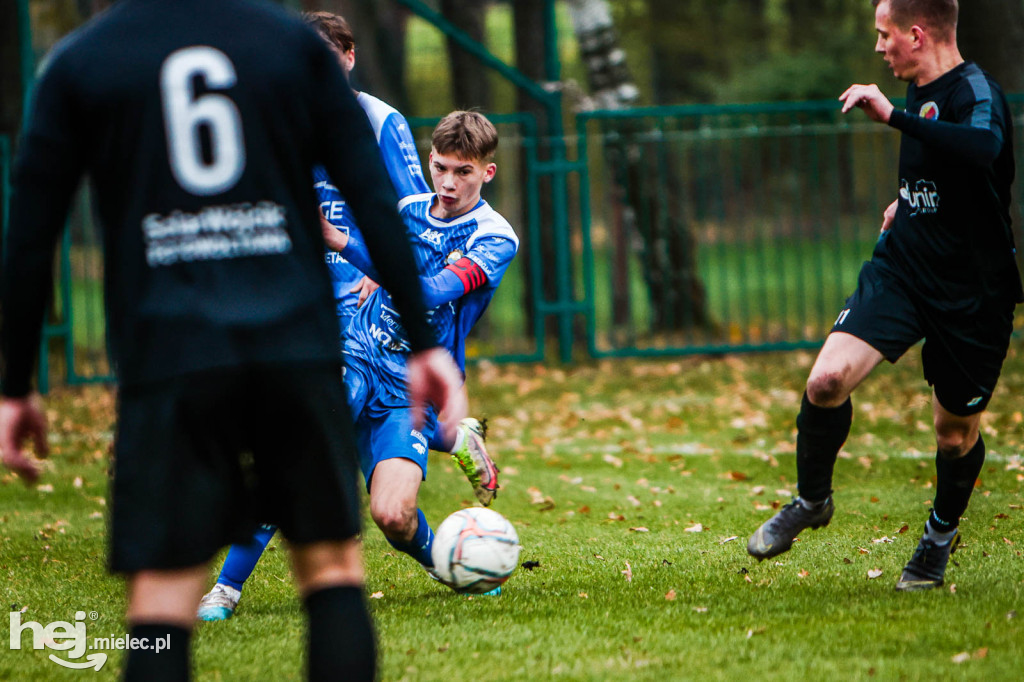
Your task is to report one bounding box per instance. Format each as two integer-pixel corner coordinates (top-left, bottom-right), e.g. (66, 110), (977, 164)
(483, 162), (497, 183)
(910, 24), (925, 46)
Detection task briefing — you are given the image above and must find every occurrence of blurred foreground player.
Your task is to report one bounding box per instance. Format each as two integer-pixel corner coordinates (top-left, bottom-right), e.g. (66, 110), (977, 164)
(748, 0), (1020, 591)
(0, 0), (465, 680)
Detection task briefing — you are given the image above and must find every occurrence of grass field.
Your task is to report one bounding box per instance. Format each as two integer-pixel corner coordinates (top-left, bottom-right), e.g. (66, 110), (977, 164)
(2, 344), (1023, 681)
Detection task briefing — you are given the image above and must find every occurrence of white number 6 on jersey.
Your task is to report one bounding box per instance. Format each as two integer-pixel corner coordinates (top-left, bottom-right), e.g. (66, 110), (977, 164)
(161, 46), (246, 196)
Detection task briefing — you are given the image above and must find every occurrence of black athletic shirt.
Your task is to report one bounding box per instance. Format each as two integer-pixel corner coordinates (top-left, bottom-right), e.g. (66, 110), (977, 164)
(873, 61), (1023, 314)
(1, 0), (435, 397)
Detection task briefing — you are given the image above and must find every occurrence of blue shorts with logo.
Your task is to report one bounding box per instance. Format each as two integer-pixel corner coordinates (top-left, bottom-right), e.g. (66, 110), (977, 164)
(343, 352), (438, 489)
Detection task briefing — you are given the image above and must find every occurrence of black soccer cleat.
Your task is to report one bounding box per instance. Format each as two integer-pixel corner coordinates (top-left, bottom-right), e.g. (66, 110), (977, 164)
(747, 497), (835, 560)
(894, 530), (960, 592)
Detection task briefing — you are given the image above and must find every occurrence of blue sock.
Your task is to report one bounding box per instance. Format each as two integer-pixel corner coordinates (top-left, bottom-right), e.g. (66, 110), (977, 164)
(217, 524), (277, 591)
(386, 509), (435, 567)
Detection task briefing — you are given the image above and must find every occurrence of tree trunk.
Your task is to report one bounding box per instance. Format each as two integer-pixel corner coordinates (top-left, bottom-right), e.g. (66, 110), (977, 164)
(570, 0), (710, 332)
(327, 0), (411, 112)
(958, 0), (1024, 92)
(513, 0), (557, 339)
(440, 0), (491, 110)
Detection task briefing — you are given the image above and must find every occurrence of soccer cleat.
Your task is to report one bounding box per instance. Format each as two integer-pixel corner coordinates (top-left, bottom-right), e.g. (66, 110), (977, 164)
(477, 586), (502, 596)
(747, 497), (835, 560)
(895, 530), (960, 592)
(196, 583), (241, 622)
(451, 418), (499, 506)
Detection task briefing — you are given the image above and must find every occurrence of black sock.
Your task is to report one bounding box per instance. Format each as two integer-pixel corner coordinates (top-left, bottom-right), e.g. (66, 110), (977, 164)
(305, 586), (376, 682)
(931, 435), (985, 532)
(123, 623), (191, 682)
(796, 392), (852, 502)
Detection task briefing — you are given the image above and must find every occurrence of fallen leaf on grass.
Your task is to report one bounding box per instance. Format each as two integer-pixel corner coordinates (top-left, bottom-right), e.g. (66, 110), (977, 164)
(745, 627), (766, 639)
(521, 561), (541, 571)
(602, 454), (624, 468)
(578, 592), (589, 599)
(1003, 537), (1014, 545)
(867, 569), (883, 579)
(629, 527), (649, 533)
(527, 487), (546, 504)
(626, 495), (642, 508)
(722, 471), (748, 481)
(949, 584), (956, 594)
(775, 489), (792, 497)
(720, 536), (739, 544)
(750, 486), (766, 496)
(897, 524), (909, 534)
(369, 592), (384, 599)
(622, 561), (633, 582)
(73, 477), (83, 489)
(797, 570), (809, 578)
(744, 574), (753, 584)
(664, 589), (677, 601)
(36, 485), (53, 493)
(693, 606), (708, 613)
(608, 513), (625, 522)
(871, 536), (894, 544)
(951, 652), (970, 664)
(684, 523), (703, 533)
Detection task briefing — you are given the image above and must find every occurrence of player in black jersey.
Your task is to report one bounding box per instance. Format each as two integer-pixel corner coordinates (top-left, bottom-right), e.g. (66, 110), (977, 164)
(748, 0), (1020, 592)
(0, 0), (465, 679)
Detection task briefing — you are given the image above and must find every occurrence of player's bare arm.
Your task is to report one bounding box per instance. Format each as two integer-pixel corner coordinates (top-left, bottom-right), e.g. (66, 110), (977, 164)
(881, 199), (898, 233)
(839, 84), (894, 123)
(0, 395), (49, 484)
(320, 213), (350, 252)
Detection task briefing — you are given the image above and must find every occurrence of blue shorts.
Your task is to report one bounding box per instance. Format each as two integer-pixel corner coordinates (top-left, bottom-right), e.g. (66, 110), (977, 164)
(344, 353), (438, 489)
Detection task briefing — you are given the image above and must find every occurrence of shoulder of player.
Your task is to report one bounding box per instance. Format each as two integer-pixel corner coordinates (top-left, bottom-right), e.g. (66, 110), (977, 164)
(357, 93), (411, 141)
(466, 203), (519, 250)
(398, 192), (435, 212)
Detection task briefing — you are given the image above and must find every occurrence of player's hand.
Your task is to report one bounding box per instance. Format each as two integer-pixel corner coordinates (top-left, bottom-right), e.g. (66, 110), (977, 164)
(320, 214), (349, 252)
(405, 347), (467, 443)
(0, 395), (49, 485)
(839, 84), (894, 123)
(881, 199), (898, 234)
(350, 276), (380, 308)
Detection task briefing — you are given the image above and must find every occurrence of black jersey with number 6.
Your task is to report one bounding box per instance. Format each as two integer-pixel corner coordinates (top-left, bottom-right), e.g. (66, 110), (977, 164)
(1, 0), (434, 397)
(873, 61), (1022, 313)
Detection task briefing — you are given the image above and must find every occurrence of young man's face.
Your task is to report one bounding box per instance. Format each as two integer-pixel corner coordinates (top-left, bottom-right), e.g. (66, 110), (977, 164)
(428, 149), (496, 220)
(874, 1), (919, 82)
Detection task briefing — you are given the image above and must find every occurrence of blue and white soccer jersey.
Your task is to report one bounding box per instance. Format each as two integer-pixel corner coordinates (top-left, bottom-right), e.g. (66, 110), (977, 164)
(342, 195), (519, 485)
(314, 92), (429, 335)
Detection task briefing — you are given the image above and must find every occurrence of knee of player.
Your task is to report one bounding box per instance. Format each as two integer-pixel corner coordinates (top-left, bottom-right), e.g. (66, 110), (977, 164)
(806, 372), (849, 407)
(371, 505), (417, 540)
(935, 431), (972, 460)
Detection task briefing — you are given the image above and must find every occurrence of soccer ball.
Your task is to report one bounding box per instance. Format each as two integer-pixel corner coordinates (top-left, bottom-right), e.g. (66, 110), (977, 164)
(430, 507), (520, 594)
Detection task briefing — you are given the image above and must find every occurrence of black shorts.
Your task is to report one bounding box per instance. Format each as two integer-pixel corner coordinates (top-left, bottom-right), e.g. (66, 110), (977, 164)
(831, 260), (1015, 416)
(110, 362), (361, 573)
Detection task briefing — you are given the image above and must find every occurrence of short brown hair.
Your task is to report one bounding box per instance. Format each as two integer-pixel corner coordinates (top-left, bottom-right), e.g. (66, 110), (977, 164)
(873, 0), (958, 41)
(303, 11), (355, 54)
(431, 111), (499, 162)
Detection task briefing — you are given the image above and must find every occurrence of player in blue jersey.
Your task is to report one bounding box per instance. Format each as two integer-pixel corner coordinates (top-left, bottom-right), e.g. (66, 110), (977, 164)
(326, 110), (518, 591)
(197, 12), (500, 620)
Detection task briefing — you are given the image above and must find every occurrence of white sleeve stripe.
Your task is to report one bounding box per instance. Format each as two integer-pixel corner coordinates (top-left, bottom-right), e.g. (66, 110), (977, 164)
(466, 224), (519, 250)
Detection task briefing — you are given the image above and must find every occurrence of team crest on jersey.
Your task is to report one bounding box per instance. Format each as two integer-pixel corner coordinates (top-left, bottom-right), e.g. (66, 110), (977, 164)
(899, 178), (940, 217)
(919, 101), (939, 120)
(446, 248), (464, 266)
(419, 228), (444, 245)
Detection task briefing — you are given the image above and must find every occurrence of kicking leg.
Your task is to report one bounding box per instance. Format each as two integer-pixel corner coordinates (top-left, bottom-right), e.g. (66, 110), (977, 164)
(369, 458), (435, 567)
(748, 332), (883, 559)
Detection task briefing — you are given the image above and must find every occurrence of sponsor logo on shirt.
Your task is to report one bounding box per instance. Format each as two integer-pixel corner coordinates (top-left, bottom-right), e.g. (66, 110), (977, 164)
(419, 228), (444, 246)
(919, 101), (940, 120)
(899, 179), (940, 217)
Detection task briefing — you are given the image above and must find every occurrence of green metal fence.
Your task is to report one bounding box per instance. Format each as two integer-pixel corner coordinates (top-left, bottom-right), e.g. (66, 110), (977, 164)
(577, 96), (1024, 358)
